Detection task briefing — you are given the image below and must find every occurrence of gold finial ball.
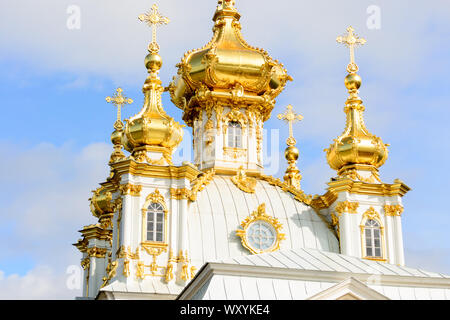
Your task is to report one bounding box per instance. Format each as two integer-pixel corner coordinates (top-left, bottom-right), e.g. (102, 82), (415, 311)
(285, 146), (299, 161)
(111, 128), (123, 145)
(145, 53), (163, 72)
(345, 73), (362, 90)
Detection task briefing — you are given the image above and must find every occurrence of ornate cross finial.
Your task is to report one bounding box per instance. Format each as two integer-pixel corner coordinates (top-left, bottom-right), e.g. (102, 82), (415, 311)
(106, 88), (133, 129)
(278, 105), (303, 146)
(139, 4), (170, 53)
(336, 26), (366, 73)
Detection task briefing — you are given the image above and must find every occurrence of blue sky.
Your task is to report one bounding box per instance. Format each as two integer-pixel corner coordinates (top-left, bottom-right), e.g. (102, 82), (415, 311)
(0, 0), (449, 298)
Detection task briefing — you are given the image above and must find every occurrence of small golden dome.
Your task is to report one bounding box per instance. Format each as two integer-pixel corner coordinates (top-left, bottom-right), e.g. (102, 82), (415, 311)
(325, 73), (388, 173)
(122, 52), (184, 159)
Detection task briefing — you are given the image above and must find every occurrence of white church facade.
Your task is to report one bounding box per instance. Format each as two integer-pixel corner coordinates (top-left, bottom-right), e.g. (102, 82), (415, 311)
(74, 1), (450, 300)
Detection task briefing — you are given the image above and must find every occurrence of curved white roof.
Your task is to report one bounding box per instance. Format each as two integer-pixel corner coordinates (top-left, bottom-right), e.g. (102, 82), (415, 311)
(186, 175), (340, 268)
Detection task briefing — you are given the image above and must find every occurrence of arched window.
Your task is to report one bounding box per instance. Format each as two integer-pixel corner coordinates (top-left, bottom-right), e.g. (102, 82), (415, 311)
(146, 202), (165, 242)
(364, 219), (382, 258)
(228, 121), (242, 148)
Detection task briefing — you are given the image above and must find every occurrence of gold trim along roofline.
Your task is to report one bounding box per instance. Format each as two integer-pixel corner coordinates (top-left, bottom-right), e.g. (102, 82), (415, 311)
(110, 159), (200, 182)
(311, 178), (411, 210)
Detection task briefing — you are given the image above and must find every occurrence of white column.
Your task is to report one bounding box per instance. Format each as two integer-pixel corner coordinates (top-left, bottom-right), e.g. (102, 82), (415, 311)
(339, 213), (352, 256)
(384, 215), (395, 264)
(178, 198), (189, 254)
(121, 194), (132, 249)
(394, 216), (405, 266)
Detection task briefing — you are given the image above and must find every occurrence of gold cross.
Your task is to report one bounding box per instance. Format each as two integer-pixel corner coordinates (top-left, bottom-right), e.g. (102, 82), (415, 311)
(106, 88), (133, 129)
(139, 4), (170, 53)
(336, 26), (366, 73)
(278, 105), (303, 146)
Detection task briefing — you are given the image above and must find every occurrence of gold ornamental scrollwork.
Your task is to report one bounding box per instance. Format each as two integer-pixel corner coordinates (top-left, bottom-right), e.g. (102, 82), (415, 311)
(86, 247), (107, 258)
(236, 203), (285, 255)
(359, 207), (384, 234)
(170, 188), (190, 200)
(101, 259), (118, 288)
(384, 204), (404, 217)
(223, 147), (247, 159)
(120, 183), (142, 196)
(335, 201), (359, 216)
(231, 166), (256, 193)
(188, 169), (215, 201)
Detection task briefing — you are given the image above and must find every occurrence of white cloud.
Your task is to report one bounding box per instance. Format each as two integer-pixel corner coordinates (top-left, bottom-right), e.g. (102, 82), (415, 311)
(0, 265), (80, 300)
(0, 141), (110, 299)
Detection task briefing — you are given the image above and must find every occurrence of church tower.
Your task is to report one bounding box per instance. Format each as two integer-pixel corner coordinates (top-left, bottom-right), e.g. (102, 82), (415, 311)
(312, 27), (410, 265)
(169, 0), (292, 175)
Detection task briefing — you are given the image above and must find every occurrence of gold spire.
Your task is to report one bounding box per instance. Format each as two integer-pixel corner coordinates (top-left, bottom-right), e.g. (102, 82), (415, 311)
(106, 88), (133, 164)
(325, 27), (388, 183)
(122, 4), (184, 165)
(336, 26), (367, 74)
(278, 105), (303, 189)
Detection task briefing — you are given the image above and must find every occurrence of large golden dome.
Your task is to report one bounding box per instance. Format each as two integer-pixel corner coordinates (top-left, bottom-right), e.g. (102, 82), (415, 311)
(169, 0), (292, 126)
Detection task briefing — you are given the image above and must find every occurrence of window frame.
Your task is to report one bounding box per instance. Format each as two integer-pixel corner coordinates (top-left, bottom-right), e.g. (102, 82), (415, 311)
(360, 207), (386, 262)
(141, 189), (169, 249)
(227, 121), (242, 149)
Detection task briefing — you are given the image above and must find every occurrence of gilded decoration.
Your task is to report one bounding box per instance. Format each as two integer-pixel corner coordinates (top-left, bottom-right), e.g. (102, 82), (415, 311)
(141, 189), (169, 247)
(144, 188), (166, 207)
(223, 147), (247, 159)
(231, 166), (257, 193)
(338, 165), (382, 183)
(169, 0), (292, 127)
(123, 259), (130, 277)
(188, 169), (216, 201)
(325, 27), (389, 178)
(236, 203), (285, 255)
(86, 247), (108, 259)
(89, 186), (114, 218)
(170, 188), (190, 200)
(106, 87), (133, 164)
(360, 206), (386, 262)
(260, 175), (312, 206)
(384, 204), (404, 217)
(119, 183), (142, 196)
(278, 104), (303, 189)
(335, 201), (359, 216)
(311, 178), (410, 210)
(360, 207), (384, 234)
(222, 108), (248, 134)
(140, 245), (167, 277)
(101, 259), (118, 288)
(117, 245), (140, 260)
(330, 213), (340, 239)
(110, 160), (200, 182)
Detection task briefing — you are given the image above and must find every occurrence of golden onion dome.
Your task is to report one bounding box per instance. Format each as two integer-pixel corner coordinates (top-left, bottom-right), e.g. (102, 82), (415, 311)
(122, 52), (184, 157)
(325, 73), (389, 173)
(169, 0), (292, 126)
